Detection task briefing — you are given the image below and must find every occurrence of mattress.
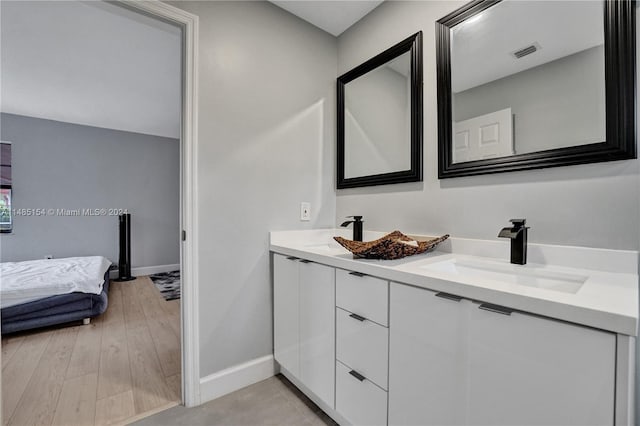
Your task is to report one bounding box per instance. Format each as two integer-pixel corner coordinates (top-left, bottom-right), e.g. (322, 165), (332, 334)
(1, 271), (110, 334)
(0, 256), (111, 309)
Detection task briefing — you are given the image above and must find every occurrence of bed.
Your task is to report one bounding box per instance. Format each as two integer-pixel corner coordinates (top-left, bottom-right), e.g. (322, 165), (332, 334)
(1, 256), (111, 334)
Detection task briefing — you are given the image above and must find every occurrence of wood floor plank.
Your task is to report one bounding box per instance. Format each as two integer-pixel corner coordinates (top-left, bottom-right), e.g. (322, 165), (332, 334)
(94, 390), (135, 426)
(126, 325), (175, 414)
(101, 284), (124, 325)
(51, 373), (98, 426)
(138, 277), (164, 302)
(96, 321), (132, 400)
(165, 299), (181, 317)
(8, 326), (79, 426)
(121, 280), (147, 330)
(2, 275), (180, 426)
(141, 300), (181, 378)
(1, 335), (25, 371)
(166, 374), (181, 401)
(67, 321), (104, 379)
(148, 317), (181, 378)
(2, 331), (52, 425)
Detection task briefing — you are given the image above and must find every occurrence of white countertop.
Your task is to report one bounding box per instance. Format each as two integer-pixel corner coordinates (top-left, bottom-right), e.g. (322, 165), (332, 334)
(270, 229), (639, 336)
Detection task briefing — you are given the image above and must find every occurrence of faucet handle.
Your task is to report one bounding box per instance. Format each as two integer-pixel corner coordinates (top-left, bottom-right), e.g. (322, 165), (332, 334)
(346, 215), (363, 221)
(509, 218), (526, 228)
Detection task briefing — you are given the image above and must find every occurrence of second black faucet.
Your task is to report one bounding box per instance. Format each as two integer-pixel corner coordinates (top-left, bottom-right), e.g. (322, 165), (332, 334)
(498, 218), (529, 265)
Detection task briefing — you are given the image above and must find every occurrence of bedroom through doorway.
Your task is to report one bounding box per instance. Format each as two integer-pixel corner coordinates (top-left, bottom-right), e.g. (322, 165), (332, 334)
(0, 1), (185, 424)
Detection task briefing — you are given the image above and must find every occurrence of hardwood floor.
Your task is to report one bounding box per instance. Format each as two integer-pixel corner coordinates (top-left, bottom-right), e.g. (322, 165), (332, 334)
(1, 276), (181, 426)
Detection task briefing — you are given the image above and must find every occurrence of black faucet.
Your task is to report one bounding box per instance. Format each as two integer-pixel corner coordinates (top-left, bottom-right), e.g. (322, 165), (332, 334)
(341, 216), (363, 241)
(498, 219), (529, 265)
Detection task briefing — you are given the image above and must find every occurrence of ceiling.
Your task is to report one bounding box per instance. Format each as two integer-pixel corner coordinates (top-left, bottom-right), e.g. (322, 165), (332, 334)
(1, 1), (181, 138)
(270, 1), (383, 36)
(1, 1), (381, 138)
(452, 1), (604, 93)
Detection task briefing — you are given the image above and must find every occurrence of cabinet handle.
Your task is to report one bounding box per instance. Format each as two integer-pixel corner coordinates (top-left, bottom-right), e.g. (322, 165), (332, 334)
(299, 259), (313, 264)
(348, 370), (366, 382)
(435, 292), (463, 302)
(286, 256), (298, 261)
(348, 313), (366, 322)
(349, 271), (367, 277)
(478, 303), (513, 316)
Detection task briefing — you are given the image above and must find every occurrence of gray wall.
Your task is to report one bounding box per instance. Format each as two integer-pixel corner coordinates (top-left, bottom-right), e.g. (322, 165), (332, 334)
(0, 113), (180, 268)
(170, 1), (337, 378)
(336, 0), (639, 252)
(454, 45), (606, 155)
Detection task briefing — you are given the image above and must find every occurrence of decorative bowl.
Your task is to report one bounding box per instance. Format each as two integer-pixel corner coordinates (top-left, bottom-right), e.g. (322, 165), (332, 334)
(334, 231), (449, 260)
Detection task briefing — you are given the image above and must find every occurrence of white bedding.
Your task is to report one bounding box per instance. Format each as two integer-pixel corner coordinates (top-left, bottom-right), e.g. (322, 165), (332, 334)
(0, 256), (111, 309)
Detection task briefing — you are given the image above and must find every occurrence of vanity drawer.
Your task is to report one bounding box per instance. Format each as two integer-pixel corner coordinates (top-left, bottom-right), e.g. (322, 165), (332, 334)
(336, 307), (388, 390)
(336, 269), (388, 326)
(336, 361), (387, 426)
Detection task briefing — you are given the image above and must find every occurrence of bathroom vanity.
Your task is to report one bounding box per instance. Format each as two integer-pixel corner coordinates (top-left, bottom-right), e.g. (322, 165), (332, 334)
(270, 229), (638, 426)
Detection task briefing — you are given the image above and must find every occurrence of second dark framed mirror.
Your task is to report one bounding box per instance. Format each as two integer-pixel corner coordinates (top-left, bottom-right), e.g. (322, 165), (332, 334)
(337, 32), (423, 189)
(436, 0), (636, 178)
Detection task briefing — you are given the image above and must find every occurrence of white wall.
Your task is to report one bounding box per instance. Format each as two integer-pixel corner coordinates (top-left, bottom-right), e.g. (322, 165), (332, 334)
(170, 1), (337, 378)
(336, 1), (640, 251)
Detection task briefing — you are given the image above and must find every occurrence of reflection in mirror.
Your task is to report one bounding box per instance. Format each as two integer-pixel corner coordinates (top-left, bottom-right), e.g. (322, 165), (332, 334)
(344, 52), (411, 178)
(337, 32), (422, 189)
(451, 0), (605, 164)
(436, 0), (636, 178)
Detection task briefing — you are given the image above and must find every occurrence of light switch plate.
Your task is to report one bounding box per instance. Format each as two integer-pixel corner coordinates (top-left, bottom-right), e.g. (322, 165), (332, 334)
(300, 202), (311, 221)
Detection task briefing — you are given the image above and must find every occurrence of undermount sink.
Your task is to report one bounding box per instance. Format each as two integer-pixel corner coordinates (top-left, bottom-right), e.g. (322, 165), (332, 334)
(420, 257), (588, 294)
(304, 242), (346, 253)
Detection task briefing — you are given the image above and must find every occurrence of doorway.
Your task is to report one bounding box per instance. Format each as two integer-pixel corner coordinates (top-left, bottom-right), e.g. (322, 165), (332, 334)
(0, 1), (199, 423)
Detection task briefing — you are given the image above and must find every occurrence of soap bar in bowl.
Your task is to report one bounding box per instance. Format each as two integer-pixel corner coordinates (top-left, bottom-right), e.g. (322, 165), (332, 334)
(334, 230), (449, 260)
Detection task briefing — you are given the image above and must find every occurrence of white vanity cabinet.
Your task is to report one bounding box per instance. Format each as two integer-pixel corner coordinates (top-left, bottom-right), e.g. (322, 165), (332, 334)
(388, 282), (617, 426)
(272, 254), (335, 409)
(273, 254), (300, 376)
(299, 259), (335, 408)
(335, 270), (389, 426)
(271, 230), (636, 426)
(387, 284), (469, 426)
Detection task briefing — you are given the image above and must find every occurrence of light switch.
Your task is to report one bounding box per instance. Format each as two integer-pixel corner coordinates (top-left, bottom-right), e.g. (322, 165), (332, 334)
(300, 202), (311, 221)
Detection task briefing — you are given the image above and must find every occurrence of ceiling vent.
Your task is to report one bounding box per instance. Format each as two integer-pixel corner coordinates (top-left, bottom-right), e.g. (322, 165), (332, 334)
(511, 42), (541, 59)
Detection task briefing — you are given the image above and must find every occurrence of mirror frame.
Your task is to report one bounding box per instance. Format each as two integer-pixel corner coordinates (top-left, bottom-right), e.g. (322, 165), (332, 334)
(436, 0), (636, 179)
(337, 31), (423, 189)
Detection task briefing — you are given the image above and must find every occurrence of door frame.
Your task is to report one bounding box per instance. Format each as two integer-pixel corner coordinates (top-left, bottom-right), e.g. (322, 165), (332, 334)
(118, 0), (201, 407)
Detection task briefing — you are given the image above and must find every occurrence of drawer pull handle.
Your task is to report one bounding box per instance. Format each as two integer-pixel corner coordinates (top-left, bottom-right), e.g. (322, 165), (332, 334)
(348, 313), (366, 322)
(435, 292), (463, 302)
(299, 259), (313, 264)
(286, 256), (298, 261)
(478, 303), (513, 316)
(348, 271), (367, 277)
(348, 370), (366, 382)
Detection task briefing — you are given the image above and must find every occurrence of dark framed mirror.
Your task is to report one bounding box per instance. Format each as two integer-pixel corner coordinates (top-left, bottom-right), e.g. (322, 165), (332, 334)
(436, 0), (636, 179)
(337, 32), (423, 189)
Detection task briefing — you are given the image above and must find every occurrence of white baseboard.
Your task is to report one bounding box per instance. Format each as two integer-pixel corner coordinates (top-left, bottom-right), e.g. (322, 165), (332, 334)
(199, 355), (276, 404)
(109, 263), (180, 279)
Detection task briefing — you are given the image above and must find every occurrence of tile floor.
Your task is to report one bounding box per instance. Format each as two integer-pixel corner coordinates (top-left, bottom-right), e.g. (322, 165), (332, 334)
(131, 375), (336, 426)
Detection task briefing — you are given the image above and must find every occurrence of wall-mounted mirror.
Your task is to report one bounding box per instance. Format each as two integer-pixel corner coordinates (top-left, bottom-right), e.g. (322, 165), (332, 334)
(337, 32), (423, 189)
(436, 0), (636, 178)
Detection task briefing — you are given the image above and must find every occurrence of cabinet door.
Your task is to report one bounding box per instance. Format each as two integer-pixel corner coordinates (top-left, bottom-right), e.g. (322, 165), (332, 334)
(273, 254), (299, 377)
(467, 304), (615, 426)
(388, 283), (469, 426)
(299, 261), (335, 408)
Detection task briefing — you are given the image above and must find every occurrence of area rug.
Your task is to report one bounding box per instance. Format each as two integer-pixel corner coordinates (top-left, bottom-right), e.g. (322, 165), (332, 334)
(149, 270), (181, 301)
